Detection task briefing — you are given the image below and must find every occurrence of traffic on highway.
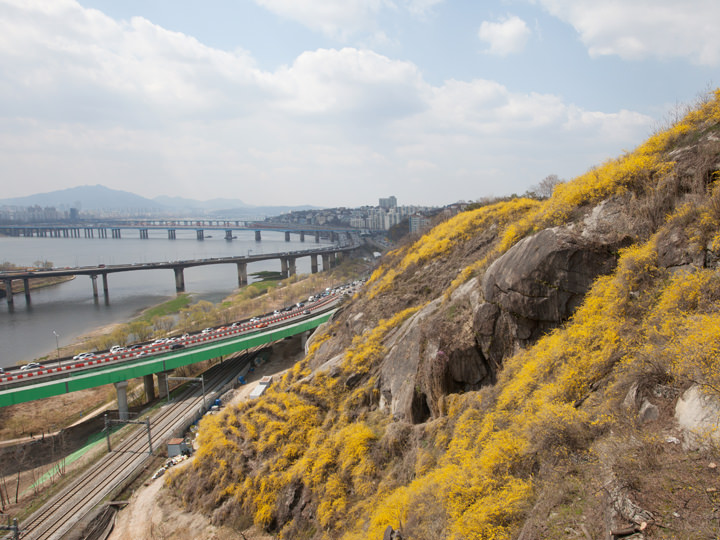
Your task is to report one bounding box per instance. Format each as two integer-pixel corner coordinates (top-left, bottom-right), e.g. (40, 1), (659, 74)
(1, 281), (362, 384)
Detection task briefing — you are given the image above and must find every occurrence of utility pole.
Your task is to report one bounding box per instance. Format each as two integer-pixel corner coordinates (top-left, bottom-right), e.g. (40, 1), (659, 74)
(52, 330), (60, 370)
(104, 414), (153, 455)
(0, 517), (20, 539)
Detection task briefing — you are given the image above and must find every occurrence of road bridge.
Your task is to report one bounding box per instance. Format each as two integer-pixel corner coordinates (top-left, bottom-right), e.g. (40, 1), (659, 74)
(0, 220), (362, 243)
(0, 302), (338, 419)
(0, 242), (360, 305)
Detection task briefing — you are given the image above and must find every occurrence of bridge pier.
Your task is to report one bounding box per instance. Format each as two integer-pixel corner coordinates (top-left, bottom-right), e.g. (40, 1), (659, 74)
(140, 228), (149, 239)
(300, 231), (305, 242)
(174, 267), (185, 292)
(236, 262), (248, 286)
(310, 254), (318, 274)
(23, 278), (31, 304)
(115, 380), (129, 421)
(322, 253), (331, 271)
(281, 258), (288, 277)
(255, 230), (261, 242)
(196, 229), (204, 240)
(90, 274), (99, 298)
(168, 229), (176, 239)
(284, 231), (290, 242)
(102, 273), (109, 301)
(300, 330), (310, 351)
(315, 231), (320, 243)
(288, 257), (296, 277)
(157, 371), (170, 399)
(143, 374), (156, 401)
(3, 279), (13, 306)
(225, 229), (233, 240)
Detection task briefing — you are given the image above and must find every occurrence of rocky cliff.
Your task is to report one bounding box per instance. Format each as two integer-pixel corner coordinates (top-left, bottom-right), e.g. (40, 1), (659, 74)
(169, 90), (720, 540)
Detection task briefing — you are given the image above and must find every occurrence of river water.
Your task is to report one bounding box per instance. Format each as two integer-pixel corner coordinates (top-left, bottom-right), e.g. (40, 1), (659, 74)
(0, 229), (333, 367)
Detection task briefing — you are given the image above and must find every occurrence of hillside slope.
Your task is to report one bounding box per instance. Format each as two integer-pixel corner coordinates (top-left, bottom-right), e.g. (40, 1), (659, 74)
(168, 90), (720, 539)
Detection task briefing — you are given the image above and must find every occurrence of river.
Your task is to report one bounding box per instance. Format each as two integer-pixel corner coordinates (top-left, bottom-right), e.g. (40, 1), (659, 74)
(0, 229), (333, 367)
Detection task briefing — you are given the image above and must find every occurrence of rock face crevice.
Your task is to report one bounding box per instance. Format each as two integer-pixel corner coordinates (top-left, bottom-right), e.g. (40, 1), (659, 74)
(474, 227), (620, 371)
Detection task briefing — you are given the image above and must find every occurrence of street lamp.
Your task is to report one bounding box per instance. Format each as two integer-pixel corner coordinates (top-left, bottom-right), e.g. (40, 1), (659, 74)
(52, 330), (60, 370)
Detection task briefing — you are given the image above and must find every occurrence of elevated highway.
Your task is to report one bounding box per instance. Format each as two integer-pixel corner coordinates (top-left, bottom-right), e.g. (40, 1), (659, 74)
(0, 295), (342, 414)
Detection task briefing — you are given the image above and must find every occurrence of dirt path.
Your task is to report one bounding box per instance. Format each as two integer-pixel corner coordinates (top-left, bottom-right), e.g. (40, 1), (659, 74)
(108, 337), (306, 540)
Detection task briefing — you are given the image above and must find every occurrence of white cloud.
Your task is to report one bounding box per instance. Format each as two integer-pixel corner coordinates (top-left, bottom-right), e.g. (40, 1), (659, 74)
(478, 15), (531, 56)
(252, 0), (388, 40)
(0, 0), (656, 206)
(538, 0), (720, 65)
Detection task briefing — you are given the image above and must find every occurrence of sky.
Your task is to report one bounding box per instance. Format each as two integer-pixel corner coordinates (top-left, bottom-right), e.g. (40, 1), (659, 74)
(0, 1), (718, 208)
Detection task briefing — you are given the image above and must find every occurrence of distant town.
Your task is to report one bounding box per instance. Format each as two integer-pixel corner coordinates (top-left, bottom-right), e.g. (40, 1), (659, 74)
(0, 195), (466, 235)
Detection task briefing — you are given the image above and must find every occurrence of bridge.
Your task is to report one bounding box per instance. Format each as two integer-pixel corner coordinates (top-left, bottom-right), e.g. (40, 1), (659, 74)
(0, 219), (362, 242)
(0, 242), (361, 305)
(0, 296), (341, 419)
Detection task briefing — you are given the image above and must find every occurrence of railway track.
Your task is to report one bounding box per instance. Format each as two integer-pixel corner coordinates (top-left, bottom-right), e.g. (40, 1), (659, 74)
(14, 353), (252, 540)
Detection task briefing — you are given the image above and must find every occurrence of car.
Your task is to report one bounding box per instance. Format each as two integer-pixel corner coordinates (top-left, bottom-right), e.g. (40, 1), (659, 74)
(152, 338), (168, 345)
(180, 333), (190, 340)
(110, 345), (126, 354)
(128, 344), (143, 350)
(302, 310), (310, 314)
(230, 322), (239, 328)
(201, 328), (213, 334)
(171, 343), (185, 350)
(0, 367), (5, 374)
(20, 362), (42, 371)
(73, 352), (95, 360)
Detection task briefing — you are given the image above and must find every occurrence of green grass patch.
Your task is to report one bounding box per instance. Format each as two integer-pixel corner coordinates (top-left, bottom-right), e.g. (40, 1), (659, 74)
(251, 271), (284, 282)
(135, 293), (192, 322)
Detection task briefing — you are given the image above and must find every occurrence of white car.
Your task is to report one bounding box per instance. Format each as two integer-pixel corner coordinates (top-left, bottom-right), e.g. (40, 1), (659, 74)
(73, 352), (95, 360)
(21, 362), (42, 371)
(110, 345), (126, 354)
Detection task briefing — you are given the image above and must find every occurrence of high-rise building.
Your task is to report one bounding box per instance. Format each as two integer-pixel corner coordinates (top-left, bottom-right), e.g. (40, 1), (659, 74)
(379, 196), (397, 209)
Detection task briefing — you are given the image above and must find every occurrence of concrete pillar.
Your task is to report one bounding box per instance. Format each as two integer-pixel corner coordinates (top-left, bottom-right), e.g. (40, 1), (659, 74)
(255, 230), (261, 241)
(196, 229), (204, 240)
(23, 278), (31, 304)
(143, 374), (156, 402)
(115, 380), (129, 421)
(174, 267), (185, 292)
(237, 262), (248, 286)
(281, 258), (288, 278)
(157, 372), (169, 399)
(310, 254), (318, 274)
(225, 229), (233, 240)
(322, 253), (331, 271)
(102, 273), (109, 301)
(285, 231), (291, 242)
(288, 257), (296, 276)
(315, 231), (320, 243)
(300, 231), (305, 242)
(300, 330), (310, 350)
(4, 279), (13, 306)
(91, 274), (99, 298)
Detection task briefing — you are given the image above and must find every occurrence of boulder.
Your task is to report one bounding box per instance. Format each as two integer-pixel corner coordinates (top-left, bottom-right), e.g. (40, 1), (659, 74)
(476, 227), (619, 367)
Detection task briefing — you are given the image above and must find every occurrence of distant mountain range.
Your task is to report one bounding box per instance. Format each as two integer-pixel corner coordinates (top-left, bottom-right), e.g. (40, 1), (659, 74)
(0, 185), (318, 218)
